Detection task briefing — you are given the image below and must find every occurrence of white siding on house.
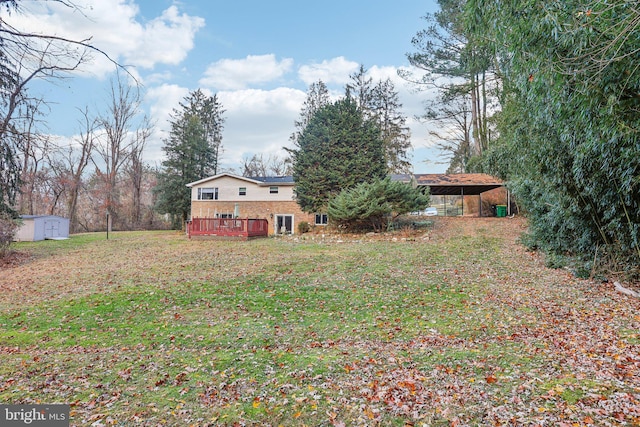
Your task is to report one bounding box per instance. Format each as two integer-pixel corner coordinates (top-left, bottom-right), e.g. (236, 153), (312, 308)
(190, 175), (295, 202)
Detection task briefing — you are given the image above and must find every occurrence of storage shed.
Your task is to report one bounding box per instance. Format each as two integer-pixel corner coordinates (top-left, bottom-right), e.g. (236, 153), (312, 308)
(15, 215), (70, 242)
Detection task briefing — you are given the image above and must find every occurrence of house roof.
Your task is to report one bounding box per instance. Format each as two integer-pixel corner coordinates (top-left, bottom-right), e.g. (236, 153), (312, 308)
(186, 173), (294, 187)
(394, 173), (504, 196)
(188, 172), (503, 196)
(249, 176), (295, 184)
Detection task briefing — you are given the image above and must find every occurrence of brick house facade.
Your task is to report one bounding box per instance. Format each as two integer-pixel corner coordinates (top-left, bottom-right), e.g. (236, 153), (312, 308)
(187, 173), (318, 235)
(187, 173), (507, 236)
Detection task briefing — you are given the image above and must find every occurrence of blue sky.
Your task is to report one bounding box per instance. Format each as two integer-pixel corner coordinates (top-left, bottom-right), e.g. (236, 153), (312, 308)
(13, 0), (445, 174)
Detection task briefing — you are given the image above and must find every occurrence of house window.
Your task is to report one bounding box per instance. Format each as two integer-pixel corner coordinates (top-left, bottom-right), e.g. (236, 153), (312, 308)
(269, 186), (279, 194)
(315, 213), (328, 226)
(198, 187), (218, 200)
(219, 213), (233, 219)
(239, 187), (247, 196)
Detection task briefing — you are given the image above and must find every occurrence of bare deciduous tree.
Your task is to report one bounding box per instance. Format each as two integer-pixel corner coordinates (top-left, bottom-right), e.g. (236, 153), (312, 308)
(92, 74), (145, 231)
(49, 107), (97, 232)
(127, 120), (152, 228)
(0, 0), (129, 215)
(16, 100), (50, 215)
(242, 153), (292, 177)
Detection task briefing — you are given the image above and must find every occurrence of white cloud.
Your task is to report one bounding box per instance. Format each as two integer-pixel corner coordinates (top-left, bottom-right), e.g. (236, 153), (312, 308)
(143, 71), (175, 86)
(9, 1), (204, 77)
(217, 87), (305, 167)
(368, 65), (404, 84)
(143, 84), (305, 169)
(125, 5), (205, 69)
(146, 84), (189, 125)
(144, 83), (190, 163)
(200, 54), (295, 90)
(219, 87), (304, 114)
(298, 56), (359, 86)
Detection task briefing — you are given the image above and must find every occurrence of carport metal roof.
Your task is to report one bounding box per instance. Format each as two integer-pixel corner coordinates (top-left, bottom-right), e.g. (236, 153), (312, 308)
(393, 173), (504, 196)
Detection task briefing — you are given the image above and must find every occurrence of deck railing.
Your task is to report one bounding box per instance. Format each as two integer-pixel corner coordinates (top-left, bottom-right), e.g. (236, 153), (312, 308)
(187, 217), (269, 239)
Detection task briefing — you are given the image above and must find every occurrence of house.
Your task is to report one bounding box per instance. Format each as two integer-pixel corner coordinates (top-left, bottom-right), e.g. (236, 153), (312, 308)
(15, 215), (70, 242)
(186, 173), (319, 235)
(186, 172), (508, 236)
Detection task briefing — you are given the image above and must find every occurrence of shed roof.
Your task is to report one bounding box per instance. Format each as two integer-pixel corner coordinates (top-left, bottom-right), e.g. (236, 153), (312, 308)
(20, 215), (68, 220)
(395, 173), (504, 196)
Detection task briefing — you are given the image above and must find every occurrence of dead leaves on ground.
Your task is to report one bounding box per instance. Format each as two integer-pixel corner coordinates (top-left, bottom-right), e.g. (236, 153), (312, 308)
(1, 219), (640, 425)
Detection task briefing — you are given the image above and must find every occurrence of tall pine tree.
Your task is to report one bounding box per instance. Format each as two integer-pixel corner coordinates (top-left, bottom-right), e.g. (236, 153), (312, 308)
(371, 78), (412, 173)
(290, 96), (386, 213)
(405, 0), (497, 162)
(154, 90), (225, 228)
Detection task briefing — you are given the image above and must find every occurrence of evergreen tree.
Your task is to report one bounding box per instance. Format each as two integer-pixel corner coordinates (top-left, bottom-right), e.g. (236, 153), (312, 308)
(473, 0), (640, 276)
(371, 78), (413, 173)
(328, 178), (430, 232)
(346, 65), (375, 119)
(290, 97), (386, 213)
(154, 90), (225, 228)
(178, 89), (225, 177)
(1, 1), (28, 216)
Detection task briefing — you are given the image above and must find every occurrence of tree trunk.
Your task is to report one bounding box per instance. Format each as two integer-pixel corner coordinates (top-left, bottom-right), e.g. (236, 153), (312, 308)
(470, 73), (481, 156)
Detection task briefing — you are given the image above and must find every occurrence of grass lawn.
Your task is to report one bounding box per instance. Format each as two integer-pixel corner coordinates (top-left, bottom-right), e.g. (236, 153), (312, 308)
(0, 218), (639, 426)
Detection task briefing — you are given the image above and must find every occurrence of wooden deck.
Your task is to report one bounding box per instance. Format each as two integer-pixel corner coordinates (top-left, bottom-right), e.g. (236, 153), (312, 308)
(187, 218), (269, 240)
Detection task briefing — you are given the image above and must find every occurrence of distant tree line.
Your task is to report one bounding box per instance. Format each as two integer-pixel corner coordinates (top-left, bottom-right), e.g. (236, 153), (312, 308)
(0, 1), (166, 234)
(13, 74), (160, 233)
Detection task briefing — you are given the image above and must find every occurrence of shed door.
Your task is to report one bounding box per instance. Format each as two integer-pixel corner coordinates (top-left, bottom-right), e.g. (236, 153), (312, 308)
(45, 220), (59, 238)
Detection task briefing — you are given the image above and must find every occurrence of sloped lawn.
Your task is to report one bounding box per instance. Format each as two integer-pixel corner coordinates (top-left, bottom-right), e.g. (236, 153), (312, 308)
(0, 218), (639, 426)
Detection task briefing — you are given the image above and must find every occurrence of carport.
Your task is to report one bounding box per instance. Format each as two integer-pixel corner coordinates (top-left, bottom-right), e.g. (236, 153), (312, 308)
(394, 173), (508, 217)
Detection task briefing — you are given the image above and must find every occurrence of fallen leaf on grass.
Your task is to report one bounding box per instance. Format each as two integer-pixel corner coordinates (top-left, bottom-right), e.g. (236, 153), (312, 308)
(485, 374), (498, 384)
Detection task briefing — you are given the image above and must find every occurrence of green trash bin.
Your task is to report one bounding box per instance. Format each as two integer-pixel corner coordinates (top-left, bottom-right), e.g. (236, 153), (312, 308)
(496, 205), (507, 218)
